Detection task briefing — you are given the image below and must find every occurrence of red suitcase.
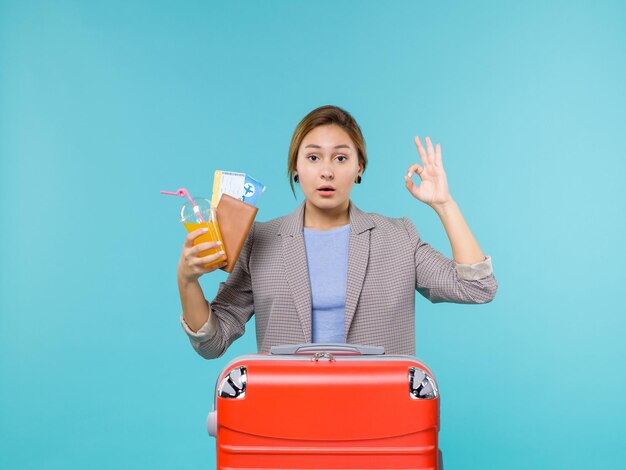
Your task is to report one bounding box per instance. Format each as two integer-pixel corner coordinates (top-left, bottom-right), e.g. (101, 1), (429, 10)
(207, 344), (441, 470)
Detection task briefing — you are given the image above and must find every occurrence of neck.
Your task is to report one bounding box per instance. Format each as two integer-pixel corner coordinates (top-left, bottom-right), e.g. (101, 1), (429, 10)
(303, 199), (350, 230)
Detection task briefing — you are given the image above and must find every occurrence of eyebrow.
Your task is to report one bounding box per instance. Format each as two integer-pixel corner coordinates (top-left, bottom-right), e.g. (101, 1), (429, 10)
(304, 144), (352, 149)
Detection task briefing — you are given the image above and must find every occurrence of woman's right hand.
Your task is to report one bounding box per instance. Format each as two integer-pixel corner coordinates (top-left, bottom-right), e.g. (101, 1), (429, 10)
(177, 227), (228, 284)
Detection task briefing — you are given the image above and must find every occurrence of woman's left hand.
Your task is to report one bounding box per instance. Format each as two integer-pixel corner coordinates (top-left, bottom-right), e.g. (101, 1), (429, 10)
(405, 136), (453, 207)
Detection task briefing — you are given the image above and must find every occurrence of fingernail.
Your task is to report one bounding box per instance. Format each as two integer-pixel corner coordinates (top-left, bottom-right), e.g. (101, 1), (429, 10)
(202, 228), (209, 232)
(216, 241), (222, 245)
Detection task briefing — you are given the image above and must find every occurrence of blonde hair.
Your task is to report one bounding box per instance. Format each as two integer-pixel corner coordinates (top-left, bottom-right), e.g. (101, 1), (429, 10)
(287, 105), (367, 196)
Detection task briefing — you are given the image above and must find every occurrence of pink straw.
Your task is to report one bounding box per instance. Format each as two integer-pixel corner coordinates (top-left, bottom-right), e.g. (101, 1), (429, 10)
(160, 188), (206, 223)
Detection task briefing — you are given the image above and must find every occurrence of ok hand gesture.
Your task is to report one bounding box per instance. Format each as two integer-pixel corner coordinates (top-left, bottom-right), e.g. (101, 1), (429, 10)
(404, 136), (453, 207)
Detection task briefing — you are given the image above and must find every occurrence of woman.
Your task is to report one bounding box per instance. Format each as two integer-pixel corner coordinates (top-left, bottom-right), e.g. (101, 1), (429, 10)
(177, 105), (497, 359)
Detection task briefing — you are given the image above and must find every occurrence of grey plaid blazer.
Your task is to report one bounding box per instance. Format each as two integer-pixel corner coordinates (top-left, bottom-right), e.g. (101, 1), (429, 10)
(181, 200), (498, 359)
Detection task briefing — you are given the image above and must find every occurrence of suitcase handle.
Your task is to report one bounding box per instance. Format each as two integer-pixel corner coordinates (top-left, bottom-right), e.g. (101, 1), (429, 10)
(270, 343), (385, 356)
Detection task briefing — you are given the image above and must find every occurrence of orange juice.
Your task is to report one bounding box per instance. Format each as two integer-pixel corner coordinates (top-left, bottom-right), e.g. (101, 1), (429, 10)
(183, 221), (227, 268)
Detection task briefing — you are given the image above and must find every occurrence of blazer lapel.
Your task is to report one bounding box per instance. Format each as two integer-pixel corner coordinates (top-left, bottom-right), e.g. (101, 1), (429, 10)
(343, 201), (375, 341)
(277, 200), (376, 344)
(278, 202), (313, 342)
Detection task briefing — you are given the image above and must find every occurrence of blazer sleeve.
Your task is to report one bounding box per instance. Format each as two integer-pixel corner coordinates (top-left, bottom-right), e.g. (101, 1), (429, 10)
(180, 223), (256, 359)
(401, 217), (498, 304)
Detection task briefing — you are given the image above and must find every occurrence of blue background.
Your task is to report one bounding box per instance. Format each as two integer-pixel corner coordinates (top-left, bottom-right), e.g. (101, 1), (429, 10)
(1, 1), (624, 468)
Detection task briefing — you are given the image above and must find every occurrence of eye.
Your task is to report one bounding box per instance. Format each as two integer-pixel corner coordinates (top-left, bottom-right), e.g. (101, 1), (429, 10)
(307, 155), (319, 161)
(336, 155), (348, 162)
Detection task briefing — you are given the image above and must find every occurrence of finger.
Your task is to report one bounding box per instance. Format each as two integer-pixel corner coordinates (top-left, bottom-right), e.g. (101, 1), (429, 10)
(184, 227), (209, 247)
(197, 260), (229, 275)
(404, 172), (422, 199)
(425, 136), (436, 164)
(435, 143), (442, 167)
(195, 250), (227, 267)
(406, 163), (424, 180)
(413, 136), (428, 164)
(189, 241), (223, 256)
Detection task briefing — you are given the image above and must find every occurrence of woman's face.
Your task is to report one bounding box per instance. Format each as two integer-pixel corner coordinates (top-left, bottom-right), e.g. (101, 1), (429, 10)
(295, 124), (362, 212)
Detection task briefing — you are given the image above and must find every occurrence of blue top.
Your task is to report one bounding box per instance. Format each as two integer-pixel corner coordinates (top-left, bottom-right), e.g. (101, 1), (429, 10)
(302, 224), (350, 343)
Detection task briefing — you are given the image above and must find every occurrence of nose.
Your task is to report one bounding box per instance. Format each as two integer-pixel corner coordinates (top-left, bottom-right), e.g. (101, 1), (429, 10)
(321, 165), (334, 180)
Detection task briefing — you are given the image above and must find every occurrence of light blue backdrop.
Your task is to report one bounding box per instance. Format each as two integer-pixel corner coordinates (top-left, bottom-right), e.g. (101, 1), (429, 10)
(1, 1), (624, 468)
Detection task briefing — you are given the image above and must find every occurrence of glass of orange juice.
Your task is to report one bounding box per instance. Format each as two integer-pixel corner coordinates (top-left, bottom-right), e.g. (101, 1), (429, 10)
(180, 197), (227, 268)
